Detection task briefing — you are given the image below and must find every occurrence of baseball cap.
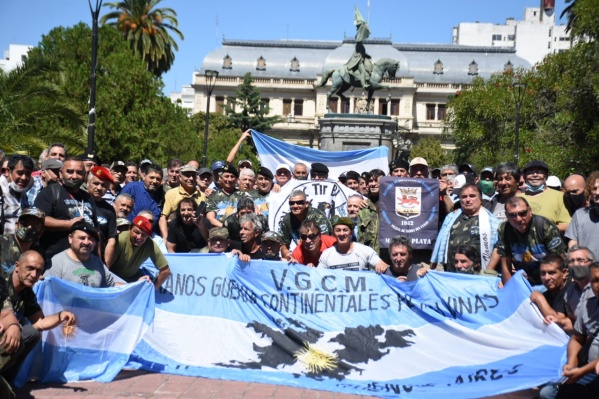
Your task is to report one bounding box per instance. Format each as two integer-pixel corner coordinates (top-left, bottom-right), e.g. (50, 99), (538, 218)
(547, 175), (562, 189)
(41, 158), (62, 171)
(523, 160), (549, 174)
(238, 159), (252, 168)
(459, 163), (478, 176)
(179, 164), (197, 174)
(389, 159), (409, 171)
(198, 167), (212, 176)
(19, 208), (45, 221)
(409, 157), (428, 167)
(276, 164), (291, 173)
(110, 161), (127, 172)
(211, 160), (226, 172)
(209, 227), (229, 240)
(261, 231), (282, 243)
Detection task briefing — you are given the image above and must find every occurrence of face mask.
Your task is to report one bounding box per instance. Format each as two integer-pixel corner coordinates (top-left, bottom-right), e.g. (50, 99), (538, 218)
(62, 177), (83, 191)
(478, 180), (495, 196)
(16, 225), (42, 242)
(9, 179), (33, 193)
(569, 265), (590, 282)
(590, 202), (599, 216)
(564, 193), (586, 213)
(525, 182), (545, 194)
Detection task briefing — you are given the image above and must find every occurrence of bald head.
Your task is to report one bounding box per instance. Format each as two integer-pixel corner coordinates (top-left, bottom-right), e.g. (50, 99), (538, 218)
(564, 174), (586, 196)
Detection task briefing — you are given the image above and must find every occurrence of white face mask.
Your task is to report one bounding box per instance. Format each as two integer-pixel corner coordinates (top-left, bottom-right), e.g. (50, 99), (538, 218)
(9, 178), (33, 193)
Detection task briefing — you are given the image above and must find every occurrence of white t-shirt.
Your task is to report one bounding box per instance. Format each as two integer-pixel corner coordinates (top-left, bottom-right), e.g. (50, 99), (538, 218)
(318, 242), (381, 271)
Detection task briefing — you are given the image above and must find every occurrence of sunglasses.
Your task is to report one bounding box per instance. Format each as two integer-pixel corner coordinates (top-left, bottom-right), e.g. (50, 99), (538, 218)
(300, 234), (319, 241)
(289, 200), (305, 206)
(506, 209), (529, 219)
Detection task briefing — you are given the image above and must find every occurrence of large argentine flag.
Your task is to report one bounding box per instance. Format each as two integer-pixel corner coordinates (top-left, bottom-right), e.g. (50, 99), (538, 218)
(129, 254), (568, 399)
(251, 129), (389, 179)
(15, 277), (155, 386)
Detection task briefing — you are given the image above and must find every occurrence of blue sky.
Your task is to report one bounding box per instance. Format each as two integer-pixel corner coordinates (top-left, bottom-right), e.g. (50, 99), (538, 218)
(1, 1), (568, 95)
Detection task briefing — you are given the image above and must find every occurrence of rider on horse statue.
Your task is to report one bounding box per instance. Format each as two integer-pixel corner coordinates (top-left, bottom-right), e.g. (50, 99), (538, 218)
(345, 6), (373, 89)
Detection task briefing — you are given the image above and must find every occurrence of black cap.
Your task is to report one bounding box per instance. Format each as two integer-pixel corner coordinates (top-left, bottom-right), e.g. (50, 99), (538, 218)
(221, 163), (238, 177)
(69, 220), (99, 241)
(310, 162), (329, 174)
(360, 171), (371, 181)
(522, 160), (549, 174)
(345, 171), (360, 181)
(459, 163), (478, 176)
(389, 159), (409, 171)
(257, 166), (273, 180)
(81, 152), (101, 165)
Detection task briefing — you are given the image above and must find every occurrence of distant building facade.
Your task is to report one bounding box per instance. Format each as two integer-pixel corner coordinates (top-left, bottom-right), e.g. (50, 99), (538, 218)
(0, 44), (33, 73)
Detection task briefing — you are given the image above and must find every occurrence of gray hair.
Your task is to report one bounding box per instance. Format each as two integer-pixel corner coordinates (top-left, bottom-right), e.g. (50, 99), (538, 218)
(115, 193), (135, 204)
(568, 245), (595, 260)
(239, 213), (263, 232)
(440, 164), (458, 175)
(289, 190), (307, 200)
(239, 168), (255, 179)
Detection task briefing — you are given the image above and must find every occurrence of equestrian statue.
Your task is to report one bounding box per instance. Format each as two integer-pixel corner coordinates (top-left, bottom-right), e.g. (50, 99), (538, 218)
(314, 6), (399, 114)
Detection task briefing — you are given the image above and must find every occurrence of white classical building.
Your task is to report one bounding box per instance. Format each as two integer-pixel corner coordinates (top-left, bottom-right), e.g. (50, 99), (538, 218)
(0, 44), (33, 73)
(174, 3), (570, 152)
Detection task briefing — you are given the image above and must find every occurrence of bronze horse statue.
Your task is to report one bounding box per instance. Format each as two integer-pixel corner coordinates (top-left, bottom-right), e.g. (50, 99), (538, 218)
(314, 58), (399, 114)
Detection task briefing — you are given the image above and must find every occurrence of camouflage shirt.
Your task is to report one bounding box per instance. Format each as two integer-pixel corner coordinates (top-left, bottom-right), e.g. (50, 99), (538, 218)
(206, 189), (249, 223)
(355, 206), (379, 253)
(279, 207), (332, 247)
(446, 214), (480, 272)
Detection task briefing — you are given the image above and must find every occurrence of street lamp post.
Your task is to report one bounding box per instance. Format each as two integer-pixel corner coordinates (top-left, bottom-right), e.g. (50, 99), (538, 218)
(87, 0), (103, 155)
(202, 70), (219, 168)
(512, 81), (527, 165)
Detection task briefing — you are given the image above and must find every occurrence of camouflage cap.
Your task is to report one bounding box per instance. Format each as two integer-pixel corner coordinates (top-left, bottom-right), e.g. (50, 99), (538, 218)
(209, 227), (229, 240)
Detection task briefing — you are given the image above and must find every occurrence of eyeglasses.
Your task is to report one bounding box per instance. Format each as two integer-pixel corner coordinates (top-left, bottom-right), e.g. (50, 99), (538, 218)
(300, 234), (319, 241)
(567, 258), (593, 264)
(506, 209), (529, 219)
(289, 200), (305, 206)
(210, 237), (226, 243)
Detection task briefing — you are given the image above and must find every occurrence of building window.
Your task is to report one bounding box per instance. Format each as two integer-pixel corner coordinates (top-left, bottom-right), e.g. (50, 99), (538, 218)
(222, 54), (232, 69)
(215, 96), (225, 114)
(426, 104), (436, 120)
(433, 59), (443, 75)
(492, 34), (502, 41)
(379, 101), (388, 115)
(468, 60), (478, 75)
(256, 56), (266, 71)
(437, 104), (446, 120)
(341, 99), (350, 113)
(390, 99), (400, 116)
(290, 57), (300, 72)
(328, 97), (338, 113)
(294, 100), (303, 116)
(504, 60), (513, 74)
(283, 99), (292, 116)
(559, 37), (570, 41)
(508, 34), (516, 41)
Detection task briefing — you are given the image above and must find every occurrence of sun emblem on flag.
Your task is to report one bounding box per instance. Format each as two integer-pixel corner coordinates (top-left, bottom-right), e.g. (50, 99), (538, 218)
(61, 319), (78, 339)
(295, 342), (338, 373)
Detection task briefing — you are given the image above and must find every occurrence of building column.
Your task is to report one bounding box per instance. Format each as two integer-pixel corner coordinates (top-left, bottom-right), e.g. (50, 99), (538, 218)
(349, 97), (355, 114)
(374, 98), (380, 115)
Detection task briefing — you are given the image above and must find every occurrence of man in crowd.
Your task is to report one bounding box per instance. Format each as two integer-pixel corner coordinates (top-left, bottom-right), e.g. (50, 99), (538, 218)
(159, 164), (204, 240)
(34, 157), (98, 262)
(261, 231), (282, 261)
(275, 164), (292, 187)
(359, 172), (370, 196)
(0, 250), (76, 397)
(223, 198), (267, 242)
(564, 246), (596, 325)
(530, 255), (571, 332)
(109, 161), (127, 190)
(163, 159), (182, 192)
(113, 193), (134, 219)
(87, 166), (117, 263)
(0, 154), (35, 235)
(347, 193), (379, 253)
(289, 221), (336, 267)
(409, 157), (429, 178)
(239, 213), (264, 259)
(254, 167), (273, 218)
(25, 143), (67, 208)
(566, 172), (599, 259)
(563, 173), (587, 216)
(367, 169), (385, 209)
(197, 167), (214, 196)
(194, 227), (241, 254)
(439, 164), (458, 180)
(45, 221), (125, 288)
(520, 160), (571, 233)
(108, 215), (171, 290)
(318, 217), (389, 272)
(292, 163), (309, 180)
(388, 236), (424, 281)
(206, 164), (246, 228)
(432, 183), (500, 272)
(0, 208), (45, 279)
(498, 196), (566, 286)
(279, 190), (332, 260)
(310, 163), (329, 181)
(484, 162), (520, 222)
(344, 171), (361, 192)
(124, 162), (138, 185)
(556, 262), (599, 398)
(389, 159), (409, 177)
(120, 163), (165, 223)
(238, 168), (256, 194)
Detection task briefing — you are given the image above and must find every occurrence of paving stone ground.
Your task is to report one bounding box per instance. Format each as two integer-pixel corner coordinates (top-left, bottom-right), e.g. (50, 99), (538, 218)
(14, 369), (538, 398)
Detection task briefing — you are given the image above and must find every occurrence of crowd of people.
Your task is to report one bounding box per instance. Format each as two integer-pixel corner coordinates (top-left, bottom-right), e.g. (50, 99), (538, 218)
(0, 130), (598, 397)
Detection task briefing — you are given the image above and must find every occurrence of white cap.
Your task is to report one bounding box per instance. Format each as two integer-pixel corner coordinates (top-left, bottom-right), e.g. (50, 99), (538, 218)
(546, 175), (562, 189)
(453, 174), (467, 190)
(276, 163), (291, 172)
(409, 157), (428, 167)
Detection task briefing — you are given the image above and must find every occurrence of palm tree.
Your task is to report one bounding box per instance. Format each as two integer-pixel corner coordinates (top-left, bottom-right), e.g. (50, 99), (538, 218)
(560, 0), (578, 33)
(0, 60), (84, 155)
(100, 0), (184, 76)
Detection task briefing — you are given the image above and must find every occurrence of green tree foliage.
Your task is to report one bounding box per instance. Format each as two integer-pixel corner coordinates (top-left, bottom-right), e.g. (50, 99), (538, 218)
(190, 112), (259, 167)
(100, 0), (184, 76)
(225, 73), (282, 132)
(27, 23), (198, 165)
(410, 136), (452, 168)
(0, 59), (84, 156)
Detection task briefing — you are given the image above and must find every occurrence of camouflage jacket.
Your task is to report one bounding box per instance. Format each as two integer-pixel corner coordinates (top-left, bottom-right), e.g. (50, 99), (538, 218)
(278, 207), (332, 247)
(356, 206), (379, 253)
(206, 189), (249, 223)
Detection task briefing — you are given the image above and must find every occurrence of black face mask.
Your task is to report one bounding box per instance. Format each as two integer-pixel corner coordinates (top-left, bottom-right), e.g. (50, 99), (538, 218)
(564, 192), (586, 214)
(62, 177), (83, 192)
(590, 202), (599, 217)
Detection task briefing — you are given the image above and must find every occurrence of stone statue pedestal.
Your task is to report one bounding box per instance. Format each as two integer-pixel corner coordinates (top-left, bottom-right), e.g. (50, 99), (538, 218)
(317, 114), (397, 161)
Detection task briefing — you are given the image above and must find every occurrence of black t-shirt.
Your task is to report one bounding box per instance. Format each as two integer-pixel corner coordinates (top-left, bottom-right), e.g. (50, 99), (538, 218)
(543, 280), (570, 315)
(34, 183), (98, 261)
(167, 219), (207, 253)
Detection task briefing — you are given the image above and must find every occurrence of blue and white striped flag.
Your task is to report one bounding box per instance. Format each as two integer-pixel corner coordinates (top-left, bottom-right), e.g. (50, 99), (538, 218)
(15, 277), (155, 385)
(250, 129), (389, 179)
(128, 254), (568, 399)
